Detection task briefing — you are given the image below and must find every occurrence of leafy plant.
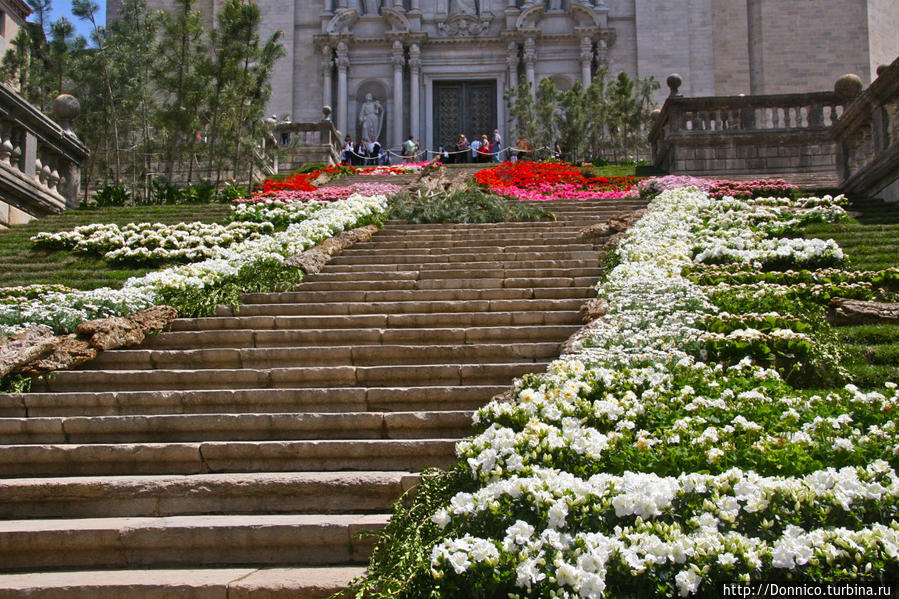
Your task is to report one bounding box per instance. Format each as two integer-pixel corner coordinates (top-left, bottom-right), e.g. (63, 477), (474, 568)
(388, 187), (552, 224)
(91, 185), (131, 208)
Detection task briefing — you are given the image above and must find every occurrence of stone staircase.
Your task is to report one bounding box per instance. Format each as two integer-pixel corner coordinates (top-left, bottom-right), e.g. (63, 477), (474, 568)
(0, 196), (646, 597)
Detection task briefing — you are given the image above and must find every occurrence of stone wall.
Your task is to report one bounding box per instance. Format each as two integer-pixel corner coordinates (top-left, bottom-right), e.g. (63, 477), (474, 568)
(867, 0), (899, 80)
(711, 0), (750, 96)
(749, 0), (871, 94)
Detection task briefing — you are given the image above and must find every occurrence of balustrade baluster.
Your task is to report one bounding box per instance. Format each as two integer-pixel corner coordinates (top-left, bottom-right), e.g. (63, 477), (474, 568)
(0, 139), (12, 166)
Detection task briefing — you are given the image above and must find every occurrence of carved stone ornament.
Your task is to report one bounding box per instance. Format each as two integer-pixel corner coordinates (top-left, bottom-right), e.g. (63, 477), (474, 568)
(326, 8), (359, 34)
(436, 12), (493, 36)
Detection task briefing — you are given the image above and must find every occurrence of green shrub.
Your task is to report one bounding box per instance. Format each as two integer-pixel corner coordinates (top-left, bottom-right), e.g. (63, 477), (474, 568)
(91, 185), (131, 208)
(389, 188), (553, 224)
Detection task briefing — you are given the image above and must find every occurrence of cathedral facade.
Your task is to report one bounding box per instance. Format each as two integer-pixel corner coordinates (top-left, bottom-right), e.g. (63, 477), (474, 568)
(108, 0), (899, 154)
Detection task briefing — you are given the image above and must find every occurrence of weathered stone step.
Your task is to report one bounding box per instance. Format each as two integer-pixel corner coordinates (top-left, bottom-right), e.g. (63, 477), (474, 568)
(0, 471), (418, 519)
(359, 236), (584, 248)
(0, 566), (365, 599)
(0, 410), (473, 444)
(0, 514), (387, 570)
(342, 242), (595, 255)
(329, 251), (596, 264)
(35, 361), (549, 392)
(294, 276), (598, 291)
(0, 438), (457, 476)
(171, 310), (581, 332)
(88, 342), (559, 370)
(239, 287), (590, 305)
(320, 258), (597, 272)
(307, 258), (603, 282)
(217, 298), (586, 317)
(144, 324), (581, 350)
(0, 385), (507, 417)
(371, 229), (588, 241)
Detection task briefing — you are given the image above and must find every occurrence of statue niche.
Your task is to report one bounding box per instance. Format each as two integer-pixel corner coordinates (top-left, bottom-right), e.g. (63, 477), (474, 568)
(362, 0), (380, 14)
(438, 0), (491, 35)
(358, 93), (384, 142)
(452, 0), (478, 15)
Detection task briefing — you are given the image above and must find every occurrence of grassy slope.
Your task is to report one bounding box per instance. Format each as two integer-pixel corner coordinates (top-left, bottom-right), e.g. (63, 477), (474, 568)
(805, 196), (899, 387)
(0, 204), (231, 290)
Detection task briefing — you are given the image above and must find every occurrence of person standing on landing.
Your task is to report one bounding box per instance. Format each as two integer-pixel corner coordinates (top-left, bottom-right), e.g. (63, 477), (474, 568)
(492, 129), (503, 162)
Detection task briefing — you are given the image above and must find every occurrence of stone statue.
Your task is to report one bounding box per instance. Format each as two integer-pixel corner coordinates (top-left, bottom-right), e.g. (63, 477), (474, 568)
(452, 0), (478, 15)
(358, 93), (384, 141)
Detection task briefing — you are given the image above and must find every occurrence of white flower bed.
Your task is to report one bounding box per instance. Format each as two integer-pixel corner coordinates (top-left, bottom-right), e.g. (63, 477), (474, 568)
(426, 187), (897, 597)
(1, 193), (388, 335)
(31, 221), (274, 264)
(229, 198), (327, 226)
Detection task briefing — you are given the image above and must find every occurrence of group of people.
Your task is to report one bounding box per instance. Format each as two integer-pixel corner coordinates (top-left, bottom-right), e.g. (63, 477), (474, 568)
(450, 129), (504, 164)
(341, 136), (385, 166)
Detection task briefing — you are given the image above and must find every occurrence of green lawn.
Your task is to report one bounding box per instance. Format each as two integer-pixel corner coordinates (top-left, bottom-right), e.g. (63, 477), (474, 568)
(806, 196), (899, 388)
(0, 204), (231, 290)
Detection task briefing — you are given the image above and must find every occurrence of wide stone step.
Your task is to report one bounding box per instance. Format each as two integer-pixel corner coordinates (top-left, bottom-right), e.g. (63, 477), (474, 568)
(294, 276), (598, 291)
(328, 251), (596, 264)
(0, 566), (366, 599)
(0, 514), (387, 570)
(359, 236), (584, 249)
(0, 438), (457, 476)
(306, 259), (603, 280)
(317, 258), (597, 272)
(0, 471), (418, 519)
(170, 310), (581, 332)
(89, 342), (559, 370)
(0, 410), (474, 444)
(217, 297), (586, 317)
(143, 324), (581, 350)
(239, 287), (590, 306)
(342, 242), (595, 255)
(35, 361), (549, 392)
(0, 385), (508, 417)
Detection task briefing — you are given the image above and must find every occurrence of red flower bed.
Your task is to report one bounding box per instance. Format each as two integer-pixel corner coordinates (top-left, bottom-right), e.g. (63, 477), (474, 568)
(260, 172), (316, 193)
(474, 161), (640, 201)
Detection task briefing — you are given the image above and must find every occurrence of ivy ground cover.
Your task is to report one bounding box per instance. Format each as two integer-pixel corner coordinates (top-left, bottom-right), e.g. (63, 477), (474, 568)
(356, 180), (898, 598)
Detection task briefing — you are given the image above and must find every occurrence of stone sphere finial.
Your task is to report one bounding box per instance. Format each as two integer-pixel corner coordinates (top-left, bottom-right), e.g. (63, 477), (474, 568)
(51, 94), (80, 133)
(834, 74), (863, 100)
(876, 64), (889, 77)
(650, 108), (662, 122)
(666, 73), (683, 98)
(322, 105), (333, 121)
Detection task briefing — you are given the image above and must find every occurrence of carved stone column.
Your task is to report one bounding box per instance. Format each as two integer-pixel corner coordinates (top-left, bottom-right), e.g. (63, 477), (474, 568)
(524, 37), (537, 95)
(506, 41), (519, 88)
(392, 40), (405, 147)
(322, 0), (332, 14)
(409, 43), (421, 143)
(321, 45), (334, 111)
(335, 41), (350, 136)
(579, 36), (593, 87)
(596, 38), (609, 71)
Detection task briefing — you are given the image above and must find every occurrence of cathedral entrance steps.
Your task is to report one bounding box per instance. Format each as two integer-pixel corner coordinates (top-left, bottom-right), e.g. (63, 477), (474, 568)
(0, 197), (644, 597)
(0, 567), (366, 599)
(0, 471), (418, 519)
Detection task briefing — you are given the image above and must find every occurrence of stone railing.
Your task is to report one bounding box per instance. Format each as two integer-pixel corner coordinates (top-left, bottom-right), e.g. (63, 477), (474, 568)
(272, 108), (343, 172)
(0, 86), (89, 226)
(831, 58), (899, 202)
(649, 75), (854, 187)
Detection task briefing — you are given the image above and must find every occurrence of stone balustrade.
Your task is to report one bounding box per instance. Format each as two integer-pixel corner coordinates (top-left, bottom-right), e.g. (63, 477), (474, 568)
(272, 110), (344, 172)
(0, 85), (89, 226)
(649, 75), (850, 187)
(831, 58), (899, 203)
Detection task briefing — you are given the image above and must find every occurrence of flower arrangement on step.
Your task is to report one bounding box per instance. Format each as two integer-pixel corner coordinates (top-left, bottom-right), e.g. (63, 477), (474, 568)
(349, 182), (897, 599)
(2, 193), (389, 335)
(474, 162), (640, 201)
(31, 221), (275, 265)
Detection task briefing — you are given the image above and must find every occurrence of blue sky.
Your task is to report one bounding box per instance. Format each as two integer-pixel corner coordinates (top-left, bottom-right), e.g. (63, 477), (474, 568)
(36, 0), (106, 43)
